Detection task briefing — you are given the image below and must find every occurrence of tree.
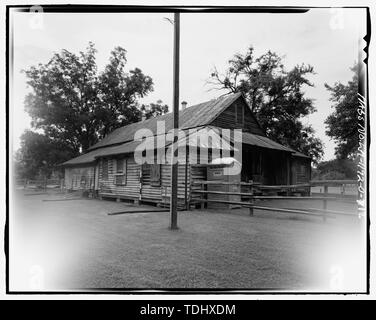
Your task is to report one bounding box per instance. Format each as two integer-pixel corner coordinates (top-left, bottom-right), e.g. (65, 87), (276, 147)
(23, 42), (154, 153)
(20, 42), (168, 179)
(97, 47), (154, 137)
(140, 100), (169, 119)
(325, 64), (359, 160)
(15, 130), (76, 179)
(312, 158), (357, 180)
(209, 46), (323, 163)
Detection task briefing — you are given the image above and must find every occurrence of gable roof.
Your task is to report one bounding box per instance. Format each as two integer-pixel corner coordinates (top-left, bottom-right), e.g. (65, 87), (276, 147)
(88, 92), (247, 151)
(62, 93), (311, 166)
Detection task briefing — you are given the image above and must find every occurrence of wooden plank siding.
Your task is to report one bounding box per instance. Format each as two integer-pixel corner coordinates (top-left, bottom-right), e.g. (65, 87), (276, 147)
(210, 99), (265, 136)
(291, 157), (311, 184)
(160, 163), (190, 204)
(64, 165), (95, 191)
(141, 164), (163, 201)
(97, 153), (194, 206)
(98, 156), (141, 200)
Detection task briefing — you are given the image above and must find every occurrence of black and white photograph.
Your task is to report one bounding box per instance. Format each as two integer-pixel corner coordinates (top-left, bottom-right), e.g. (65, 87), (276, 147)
(2, 1), (375, 301)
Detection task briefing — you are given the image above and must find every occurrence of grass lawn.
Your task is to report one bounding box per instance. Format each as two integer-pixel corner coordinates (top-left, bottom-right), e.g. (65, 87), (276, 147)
(10, 191), (366, 292)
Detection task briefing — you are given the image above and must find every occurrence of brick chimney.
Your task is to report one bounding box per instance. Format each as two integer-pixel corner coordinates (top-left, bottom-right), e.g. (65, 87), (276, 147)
(181, 101), (187, 110)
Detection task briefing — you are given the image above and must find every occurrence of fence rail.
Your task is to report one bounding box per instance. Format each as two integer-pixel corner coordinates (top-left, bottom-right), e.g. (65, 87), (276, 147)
(191, 179), (359, 220)
(310, 179), (357, 186)
(15, 178), (64, 191)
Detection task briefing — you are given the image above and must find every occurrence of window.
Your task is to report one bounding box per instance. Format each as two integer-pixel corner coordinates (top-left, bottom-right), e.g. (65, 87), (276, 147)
(114, 158), (127, 186)
(102, 159), (108, 180)
(116, 159), (125, 173)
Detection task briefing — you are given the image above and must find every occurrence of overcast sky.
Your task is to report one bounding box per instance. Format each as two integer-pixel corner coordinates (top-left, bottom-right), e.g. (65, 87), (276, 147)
(11, 8), (367, 160)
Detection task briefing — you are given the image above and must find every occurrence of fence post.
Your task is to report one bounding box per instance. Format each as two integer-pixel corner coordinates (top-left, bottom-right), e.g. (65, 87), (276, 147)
(323, 184), (328, 222)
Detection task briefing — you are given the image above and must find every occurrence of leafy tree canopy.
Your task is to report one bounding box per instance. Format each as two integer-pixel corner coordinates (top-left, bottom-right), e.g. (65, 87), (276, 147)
(140, 100), (169, 119)
(325, 64), (359, 160)
(15, 130), (76, 179)
(312, 158), (357, 180)
(18, 42), (168, 179)
(209, 46), (323, 163)
(23, 42), (159, 153)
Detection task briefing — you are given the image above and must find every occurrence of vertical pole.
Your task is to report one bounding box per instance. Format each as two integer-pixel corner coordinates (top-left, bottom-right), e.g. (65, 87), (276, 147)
(139, 164), (143, 203)
(170, 12), (180, 230)
(184, 146), (188, 210)
(323, 184), (328, 222)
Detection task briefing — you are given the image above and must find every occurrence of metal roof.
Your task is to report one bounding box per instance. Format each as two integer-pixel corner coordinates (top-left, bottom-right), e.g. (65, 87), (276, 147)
(63, 126), (236, 166)
(241, 132), (294, 152)
(88, 93), (243, 151)
(63, 128), (308, 166)
(63, 92), (311, 165)
(63, 140), (145, 165)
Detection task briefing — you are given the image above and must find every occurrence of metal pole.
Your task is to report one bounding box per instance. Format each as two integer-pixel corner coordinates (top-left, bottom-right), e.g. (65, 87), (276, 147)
(170, 12), (180, 230)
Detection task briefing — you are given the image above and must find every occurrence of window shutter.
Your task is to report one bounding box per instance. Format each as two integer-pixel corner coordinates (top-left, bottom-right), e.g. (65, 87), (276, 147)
(150, 164), (161, 187)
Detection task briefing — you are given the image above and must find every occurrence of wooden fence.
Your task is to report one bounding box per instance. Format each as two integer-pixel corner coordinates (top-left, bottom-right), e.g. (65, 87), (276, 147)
(15, 178), (64, 191)
(191, 179), (360, 220)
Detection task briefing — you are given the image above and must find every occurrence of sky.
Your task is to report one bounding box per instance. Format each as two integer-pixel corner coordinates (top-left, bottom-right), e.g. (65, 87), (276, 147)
(11, 8), (367, 160)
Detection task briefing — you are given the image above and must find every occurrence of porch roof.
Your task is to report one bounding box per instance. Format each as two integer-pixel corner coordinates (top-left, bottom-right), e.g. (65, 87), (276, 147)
(241, 132), (295, 153)
(63, 126), (310, 166)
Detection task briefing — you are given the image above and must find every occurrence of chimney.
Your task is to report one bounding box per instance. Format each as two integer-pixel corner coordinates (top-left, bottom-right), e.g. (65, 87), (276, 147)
(181, 101), (187, 110)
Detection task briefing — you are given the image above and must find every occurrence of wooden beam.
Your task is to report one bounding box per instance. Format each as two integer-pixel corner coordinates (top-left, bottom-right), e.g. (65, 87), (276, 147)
(192, 190), (355, 201)
(310, 179), (357, 186)
(195, 199), (357, 218)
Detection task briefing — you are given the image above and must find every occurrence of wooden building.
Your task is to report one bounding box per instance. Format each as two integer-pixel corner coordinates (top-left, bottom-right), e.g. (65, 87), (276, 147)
(63, 93), (311, 206)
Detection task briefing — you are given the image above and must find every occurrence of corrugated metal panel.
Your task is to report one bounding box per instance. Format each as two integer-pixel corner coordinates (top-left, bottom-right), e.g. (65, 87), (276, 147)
(62, 148), (105, 165)
(63, 141), (143, 165)
(241, 132), (294, 152)
(64, 126), (238, 166)
(64, 126), (305, 166)
(88, 93), (243, 150)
